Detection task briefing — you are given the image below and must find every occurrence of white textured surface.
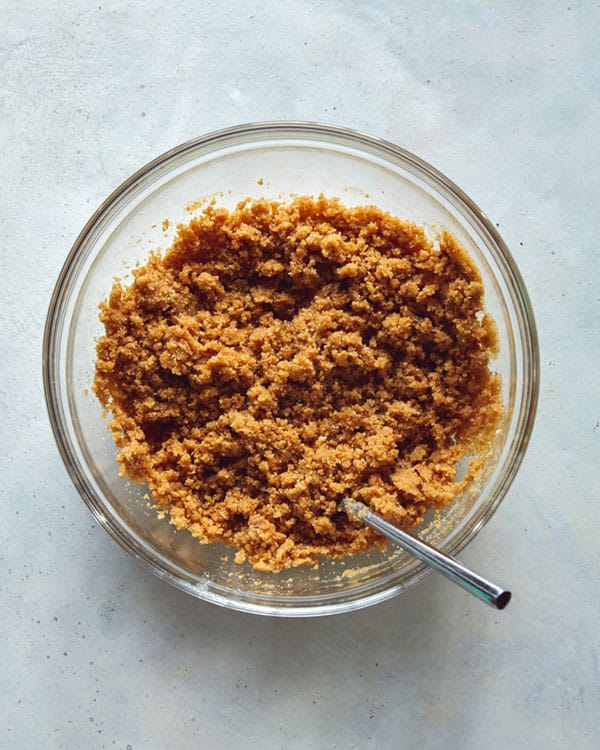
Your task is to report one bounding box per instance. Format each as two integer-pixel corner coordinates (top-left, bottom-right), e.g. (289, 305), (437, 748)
(1, 2), (599, 748)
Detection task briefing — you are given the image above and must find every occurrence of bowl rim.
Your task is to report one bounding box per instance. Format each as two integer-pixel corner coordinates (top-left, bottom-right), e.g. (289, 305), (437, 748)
(43, 120), (540, 616)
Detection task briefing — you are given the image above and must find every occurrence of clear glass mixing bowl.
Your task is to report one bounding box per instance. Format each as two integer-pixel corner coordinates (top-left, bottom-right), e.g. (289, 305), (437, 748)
(43, 122), (539, 616)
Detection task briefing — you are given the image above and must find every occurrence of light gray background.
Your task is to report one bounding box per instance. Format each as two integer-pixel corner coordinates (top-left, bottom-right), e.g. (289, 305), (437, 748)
(1, 2), (599, 748)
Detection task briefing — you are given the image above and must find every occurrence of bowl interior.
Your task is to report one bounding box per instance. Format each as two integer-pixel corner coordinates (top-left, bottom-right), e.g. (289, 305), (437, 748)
(47, 124), (536, 615)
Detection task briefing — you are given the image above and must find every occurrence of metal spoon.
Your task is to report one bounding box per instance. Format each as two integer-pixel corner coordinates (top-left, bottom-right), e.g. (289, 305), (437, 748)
(342, 498), (511, 610)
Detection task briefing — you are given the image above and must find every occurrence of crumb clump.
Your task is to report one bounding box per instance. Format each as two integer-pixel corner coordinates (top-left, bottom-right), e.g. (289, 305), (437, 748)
(93, 195), (502, 571)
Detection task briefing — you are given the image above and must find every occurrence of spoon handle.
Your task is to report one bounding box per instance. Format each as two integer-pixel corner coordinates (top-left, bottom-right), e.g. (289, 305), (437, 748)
(343, 498), (511, 610)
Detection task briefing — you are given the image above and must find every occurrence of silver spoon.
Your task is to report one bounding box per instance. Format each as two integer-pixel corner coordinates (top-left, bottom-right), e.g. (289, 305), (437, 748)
(342, 498), (511, 610)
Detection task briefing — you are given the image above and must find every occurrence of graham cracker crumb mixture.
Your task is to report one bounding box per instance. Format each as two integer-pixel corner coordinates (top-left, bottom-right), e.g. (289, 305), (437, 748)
(94, 196), (502, 571)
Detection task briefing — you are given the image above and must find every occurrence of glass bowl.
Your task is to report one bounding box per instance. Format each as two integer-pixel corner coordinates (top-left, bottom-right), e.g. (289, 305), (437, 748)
(43, 122), (539, 616)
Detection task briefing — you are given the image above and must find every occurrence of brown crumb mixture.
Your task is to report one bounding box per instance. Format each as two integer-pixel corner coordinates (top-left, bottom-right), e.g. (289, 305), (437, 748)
(93, 195), (502, 571)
